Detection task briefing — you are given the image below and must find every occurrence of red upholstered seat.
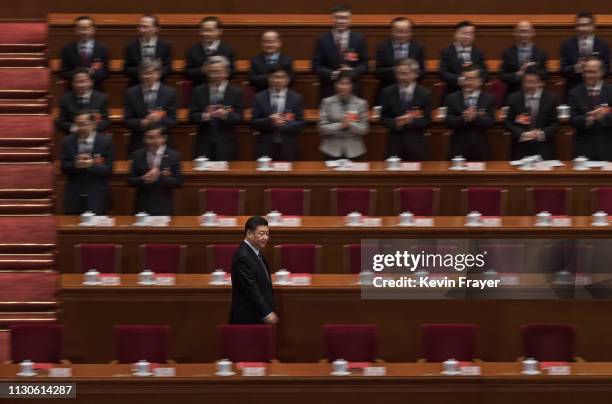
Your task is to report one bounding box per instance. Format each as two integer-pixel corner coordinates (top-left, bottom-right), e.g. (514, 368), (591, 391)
(0, 23), (47, 51)
(264, 188), (310, 216)
(114, 325), (171, 364)
(394, 187), (439, 216)
(0, 271), (58, 309)
(0, 115), (52, 146)
(462, 187), (507, 216)
(0, 68), (49, 98)
(274, 243), (321, 273)
(140, 244), (186, 274)
(484, 78), (507, 107)
(421, 323), (478, 362)
(0, 253), (54, 270)
(206, 244), (239, 273)
(76, 244), (122, 274)
(527, 187), (571, 215)
(218, 324), (276, 362)
(521, 323), (576, 362)
(331, 188), (376, 216)
(591, 187), (612, 214)
(180, 80), (193, 108)
(343, 244), (362, 274)
(9, 323), (63, 363)
(0, 216), (56, 253)
(199, 188), (245, 215)
(323, 324), (379, 362)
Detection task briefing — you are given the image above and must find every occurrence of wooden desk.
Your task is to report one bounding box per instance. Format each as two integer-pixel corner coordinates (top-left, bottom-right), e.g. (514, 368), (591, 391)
(3, 362), (612, 403)
(55, 161), (610, 216)
(57, 215), (612, 274)
(57, 274), (612, 367)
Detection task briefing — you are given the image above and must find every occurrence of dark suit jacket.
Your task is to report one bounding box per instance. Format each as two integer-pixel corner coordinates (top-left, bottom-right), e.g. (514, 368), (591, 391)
(569, 83), (612, 160)
(375, 39), (425, 95)
(123, 84), (177, 152)
(251, 89), (306, 160)
(439, 44), (488, 96)
(312, 31), (368, 99)
(380, 84), (432, 161)
(445, 90), (495, 161)
(185, 41), (236, 86)
(127, 146), (182, 215)
(561, 36), (610, 94)
(499, 44), (548, 97)
(230, 241), (275, 324)
(248, 52), (295, 93)
(188, 82), (244, 160)
(60, 40), (110, 87)
(505, 90), (559, 160)
(123, 38), (172, 86)
(60, 133), (114, 215)
(56, 90), (110, 135)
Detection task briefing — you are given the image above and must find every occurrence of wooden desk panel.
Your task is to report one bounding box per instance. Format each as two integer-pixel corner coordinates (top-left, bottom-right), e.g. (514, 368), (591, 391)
(57, 274), (612, 368)
(57, 215), (612, 274)
(4, 362), (612, 403)
(55, 161), (608, 217)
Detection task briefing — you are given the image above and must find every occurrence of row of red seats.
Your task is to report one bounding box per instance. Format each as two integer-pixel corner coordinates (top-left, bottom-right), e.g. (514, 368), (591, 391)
(74, 241), (590, 274)
(200, 186), (612, 216)
(2, 322), (578, 364)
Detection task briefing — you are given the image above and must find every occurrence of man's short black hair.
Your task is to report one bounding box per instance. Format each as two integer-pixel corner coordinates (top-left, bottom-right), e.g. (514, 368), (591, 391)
(332, 4), (351, 14)
(336, 69), (354, 82)
(201, 16), (222, 29)
(245, 216), (268, 235)
(267, 64), (288, 75)
(72, 67), (92, 78)
(455, 20), (475, 30)
(576, 11), (595, 23)
(75, 16), (94, 25)
(523, 66), (547, 81)
(461, 64), (480, 77)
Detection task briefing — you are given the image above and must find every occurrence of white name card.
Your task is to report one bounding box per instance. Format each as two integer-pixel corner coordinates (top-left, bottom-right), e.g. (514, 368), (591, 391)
(272, 162), (293, 171)
(155, 275), (176, 286)
(100, 275), (121, 286)
(551, 217), (572, 227)
(49, 368), (72, 377)
(217, 217), (238, 227)
(363, 367), (387, 376)
(481, 217), (502, 227)
(414, 218), (434, 227)
(195, 161), (228, 171)
(601, 163), (612, 171)
(466, 162), (486, 171)
(459, 366), (482, 376)
(242, 367), (266, 377)
(361, 217), (382, 227)
(547, 366), (571, 375)
(154, 367), (176, 377)
(575, 274), (592, 286)
(290, 275), (312, 286)
(500, 274), (520, 286)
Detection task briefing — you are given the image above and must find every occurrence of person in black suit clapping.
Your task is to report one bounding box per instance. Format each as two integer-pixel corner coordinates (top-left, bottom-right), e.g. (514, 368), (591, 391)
(248, 30), (295, 93)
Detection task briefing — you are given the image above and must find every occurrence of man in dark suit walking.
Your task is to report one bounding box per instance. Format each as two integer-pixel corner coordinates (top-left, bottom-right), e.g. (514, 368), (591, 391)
(123, 14), (172, 87)
(561, 12), (610, 96)
(185, 16), (236, 87)
(569, 57), (612, 160)
(128, 126), (182, 215)
(56, 68), (110, 135)
(124, 60), (177, 153)
(375, 17), (425, 100)
(251, 66), (305, 160)
(500, 20), (549, 98)
(248, 30), (295, 93)
(60, 15), (109, 89)
(312, 4), (368, 100)
(60, 111), (114, 215)
(380, 58), (431, 161)
(505, 67), (559, 160)
(188, 56), (244, 160)
(439, 21), (488, 98)
(230, 216), (278, 325)
(445, 65), (495, 161)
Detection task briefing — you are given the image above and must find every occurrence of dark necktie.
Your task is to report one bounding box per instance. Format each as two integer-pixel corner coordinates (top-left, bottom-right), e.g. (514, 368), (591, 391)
(518, 47), (530, 66)
(579, 40), (591, 58)
(256, 252), (270, 281)
(528, 96), (538, 125)
(77, 96), (87, 106)
(266, 55), (276, 65)
(466, 96), (477, 108)
(272, 93), (283, 113)
(145, 89), (156, 110)
(589, 89), (601, 107)
(79, 44), (90, 65)
(401, 88), (412, 108)
(78, 139), (91, 154)
(142, 44), (154, 60)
